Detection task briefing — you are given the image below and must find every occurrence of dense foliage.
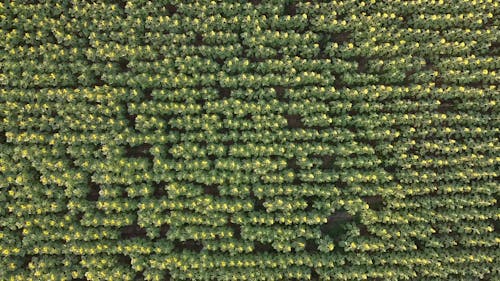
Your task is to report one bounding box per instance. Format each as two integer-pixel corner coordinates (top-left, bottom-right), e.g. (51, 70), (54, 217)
(0, 0), (499, 280)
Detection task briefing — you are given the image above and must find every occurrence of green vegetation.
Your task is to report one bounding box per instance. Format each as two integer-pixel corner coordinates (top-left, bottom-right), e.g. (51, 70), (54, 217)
(0, 0), (499, 280)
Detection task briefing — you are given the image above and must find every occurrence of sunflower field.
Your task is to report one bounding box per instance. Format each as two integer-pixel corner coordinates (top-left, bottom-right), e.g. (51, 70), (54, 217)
(0, 0), (499, 280)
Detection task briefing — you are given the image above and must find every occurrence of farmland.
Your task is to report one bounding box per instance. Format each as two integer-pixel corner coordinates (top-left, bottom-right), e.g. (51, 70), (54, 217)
(0, 0), (499, 280)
